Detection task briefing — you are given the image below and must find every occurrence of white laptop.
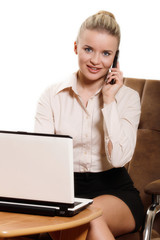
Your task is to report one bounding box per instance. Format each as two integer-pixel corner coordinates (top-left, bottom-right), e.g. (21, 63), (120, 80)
(0, 130), (93, 216)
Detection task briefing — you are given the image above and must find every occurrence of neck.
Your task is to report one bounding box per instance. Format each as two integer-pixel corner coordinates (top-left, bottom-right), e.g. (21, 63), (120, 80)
(77, 71), (104, 94)
(76, 71), (104, 107)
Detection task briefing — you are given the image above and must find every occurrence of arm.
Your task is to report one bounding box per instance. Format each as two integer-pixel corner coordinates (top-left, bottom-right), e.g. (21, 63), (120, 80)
(102, 91), (141, 167)
(102, 63), (141, 167)
(34, 88), (55, 134)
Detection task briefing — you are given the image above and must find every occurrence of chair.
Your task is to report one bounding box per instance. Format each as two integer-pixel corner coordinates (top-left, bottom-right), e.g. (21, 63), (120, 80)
(116, 78), (160, 240)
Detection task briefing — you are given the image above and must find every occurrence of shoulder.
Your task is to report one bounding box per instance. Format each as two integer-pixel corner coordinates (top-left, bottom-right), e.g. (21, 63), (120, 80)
(115, 85), (141, 113)
(41, 73), (76, 98)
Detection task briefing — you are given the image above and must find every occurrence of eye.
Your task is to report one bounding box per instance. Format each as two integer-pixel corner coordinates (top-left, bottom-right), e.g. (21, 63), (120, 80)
(84, 47), (93, 53)
(103, 51), (110, 56)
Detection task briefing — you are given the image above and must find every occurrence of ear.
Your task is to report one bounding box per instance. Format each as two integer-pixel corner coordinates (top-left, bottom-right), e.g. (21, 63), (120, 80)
(74, 41), (78, 54)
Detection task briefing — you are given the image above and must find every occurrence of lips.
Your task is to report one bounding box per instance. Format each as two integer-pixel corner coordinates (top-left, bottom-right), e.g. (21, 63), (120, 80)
(87, 65), (101, 73)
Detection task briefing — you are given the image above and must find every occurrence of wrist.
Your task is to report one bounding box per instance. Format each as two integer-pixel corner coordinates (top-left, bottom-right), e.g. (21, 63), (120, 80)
(103, 96), (115, 104)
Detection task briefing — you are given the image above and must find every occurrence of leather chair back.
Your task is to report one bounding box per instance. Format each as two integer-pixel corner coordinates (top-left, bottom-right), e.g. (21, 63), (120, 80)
(124, 78), (160, 237)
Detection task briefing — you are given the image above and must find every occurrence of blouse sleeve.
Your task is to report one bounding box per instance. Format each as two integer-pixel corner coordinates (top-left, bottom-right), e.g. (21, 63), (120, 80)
(34, 88), (55, 134)
(101, 88), (141, 167)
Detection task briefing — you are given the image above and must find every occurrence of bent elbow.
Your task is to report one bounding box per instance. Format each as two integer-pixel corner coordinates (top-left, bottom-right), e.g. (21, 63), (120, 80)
(111, 161), (125, 168)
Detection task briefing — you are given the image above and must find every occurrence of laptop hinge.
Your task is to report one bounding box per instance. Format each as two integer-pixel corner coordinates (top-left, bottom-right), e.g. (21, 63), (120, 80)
(58, 205), (68, 216)
(59, 203), (74, 211)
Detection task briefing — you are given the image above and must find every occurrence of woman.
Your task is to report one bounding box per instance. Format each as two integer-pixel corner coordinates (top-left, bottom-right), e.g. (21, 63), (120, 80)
(35, 11), (144, 240)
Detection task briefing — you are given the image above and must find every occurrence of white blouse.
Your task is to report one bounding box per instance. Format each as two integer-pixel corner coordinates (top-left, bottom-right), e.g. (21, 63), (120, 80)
(34, 73), (141, 172)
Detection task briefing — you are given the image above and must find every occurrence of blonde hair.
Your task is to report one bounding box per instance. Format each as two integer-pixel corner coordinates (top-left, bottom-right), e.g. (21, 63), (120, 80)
(77, 10), (121, 46)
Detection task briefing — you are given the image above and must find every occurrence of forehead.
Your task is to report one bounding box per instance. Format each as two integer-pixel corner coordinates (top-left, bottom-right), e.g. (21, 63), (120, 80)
(78, 29), (118, 51)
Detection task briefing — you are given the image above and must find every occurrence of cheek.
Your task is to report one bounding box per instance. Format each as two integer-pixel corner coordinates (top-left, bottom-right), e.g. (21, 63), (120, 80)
(78, 52), (90, 64)
(103, 58), (114, 69)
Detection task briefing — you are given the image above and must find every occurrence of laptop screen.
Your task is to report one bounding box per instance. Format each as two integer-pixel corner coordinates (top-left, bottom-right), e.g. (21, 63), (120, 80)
(0, 131), (74, 205)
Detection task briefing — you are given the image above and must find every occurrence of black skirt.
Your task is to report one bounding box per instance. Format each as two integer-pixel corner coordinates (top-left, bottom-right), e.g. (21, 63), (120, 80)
(74, 167), (144, 232)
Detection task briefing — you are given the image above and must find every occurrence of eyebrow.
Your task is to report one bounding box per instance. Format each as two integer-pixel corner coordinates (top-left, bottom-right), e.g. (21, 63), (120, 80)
(84, 45), (93, 48)
(103, 49), (113, 54)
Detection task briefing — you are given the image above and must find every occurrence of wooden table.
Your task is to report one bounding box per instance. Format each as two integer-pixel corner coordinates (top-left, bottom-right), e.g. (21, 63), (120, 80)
(0, 206), (102, 240)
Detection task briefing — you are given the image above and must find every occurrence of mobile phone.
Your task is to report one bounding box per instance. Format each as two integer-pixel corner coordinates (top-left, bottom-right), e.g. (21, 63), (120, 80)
(110, 50), (119, 85)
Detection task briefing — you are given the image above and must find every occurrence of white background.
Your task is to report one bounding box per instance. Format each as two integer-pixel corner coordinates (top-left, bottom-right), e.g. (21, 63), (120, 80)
(0, 0), (160, 131)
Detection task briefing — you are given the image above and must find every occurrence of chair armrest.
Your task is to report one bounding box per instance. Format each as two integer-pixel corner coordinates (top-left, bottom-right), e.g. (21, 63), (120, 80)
(144, 179), (160, 195)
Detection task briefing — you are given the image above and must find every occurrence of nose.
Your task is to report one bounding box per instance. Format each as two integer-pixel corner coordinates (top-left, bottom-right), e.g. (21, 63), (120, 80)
(90, 53), (101, 65)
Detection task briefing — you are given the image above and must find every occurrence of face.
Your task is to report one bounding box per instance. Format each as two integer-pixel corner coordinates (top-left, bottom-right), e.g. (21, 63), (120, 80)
(74, 29), (118, 83)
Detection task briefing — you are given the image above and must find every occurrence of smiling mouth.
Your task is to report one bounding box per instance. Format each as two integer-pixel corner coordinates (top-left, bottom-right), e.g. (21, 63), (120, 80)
(87, 65), (101, 73)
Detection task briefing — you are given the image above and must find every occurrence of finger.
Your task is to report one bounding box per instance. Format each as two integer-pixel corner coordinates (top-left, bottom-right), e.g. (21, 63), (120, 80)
(108, 71), (119, 79)
(106, 75), (117, 84)
(109, 70), (123, 80)
(107, 73), (123, 85)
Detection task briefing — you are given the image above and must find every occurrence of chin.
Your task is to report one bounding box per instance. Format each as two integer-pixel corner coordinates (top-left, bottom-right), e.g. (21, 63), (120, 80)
(79, 69), (106, 82)
(85, 73), (106, 82)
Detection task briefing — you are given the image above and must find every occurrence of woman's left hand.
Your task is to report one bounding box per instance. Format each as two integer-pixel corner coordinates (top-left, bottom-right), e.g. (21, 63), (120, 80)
(102, 62), (123, 104)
